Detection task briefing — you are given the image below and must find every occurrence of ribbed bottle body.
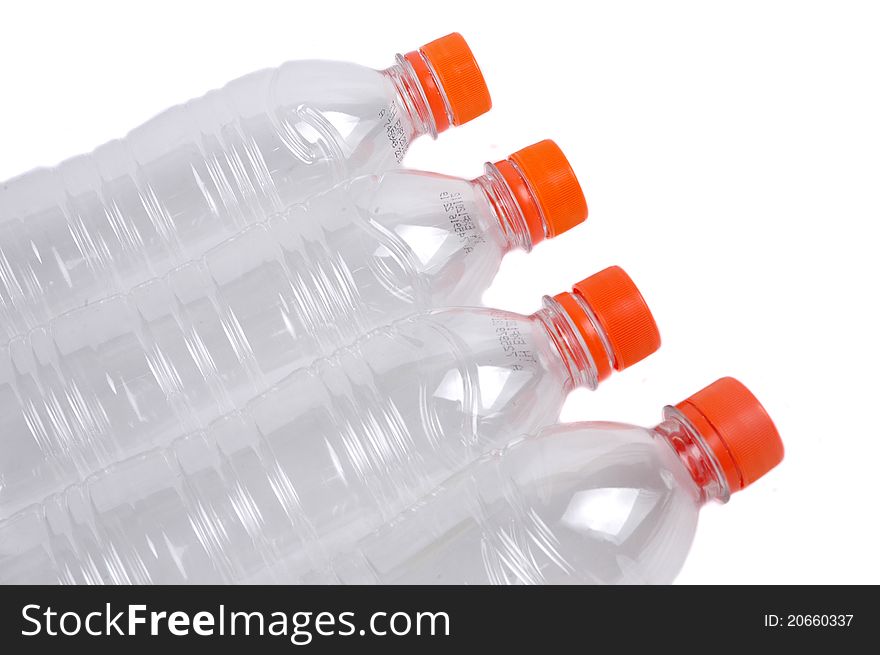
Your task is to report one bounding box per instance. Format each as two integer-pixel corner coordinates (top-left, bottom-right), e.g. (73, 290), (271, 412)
(0, 308), (570, 583)
(0, 171), (507, 516)
(0, 60), (415, 340)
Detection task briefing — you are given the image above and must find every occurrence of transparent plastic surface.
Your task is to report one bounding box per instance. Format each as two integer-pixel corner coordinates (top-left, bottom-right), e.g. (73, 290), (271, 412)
(325, 421), (704, 584)
(0, 171), (521, 517)
(0, 304), (591, 583)
(0, 59), (430, 341)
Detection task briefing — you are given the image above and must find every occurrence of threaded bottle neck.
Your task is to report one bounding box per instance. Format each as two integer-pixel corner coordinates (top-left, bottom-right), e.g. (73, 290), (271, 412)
(474, 163), (546, 252)
(383, 56), (442, 140)
(653, 413), (731, 504)
(532, 296), (610, 391)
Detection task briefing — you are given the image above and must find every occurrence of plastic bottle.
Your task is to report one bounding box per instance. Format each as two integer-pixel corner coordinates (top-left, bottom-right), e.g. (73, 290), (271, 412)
(323, 378), (784, 584)
(0, 139), (587, 517)
(0, 33), (491, 341)
(0, 266), (660, 583)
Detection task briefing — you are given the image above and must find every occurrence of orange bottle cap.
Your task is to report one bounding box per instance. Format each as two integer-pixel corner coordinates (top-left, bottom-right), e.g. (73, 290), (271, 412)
(494, 140), (588, 244)
(674, 377), (784, 493)
(405, 33), (491, 132)
(554, 266), (660, 381)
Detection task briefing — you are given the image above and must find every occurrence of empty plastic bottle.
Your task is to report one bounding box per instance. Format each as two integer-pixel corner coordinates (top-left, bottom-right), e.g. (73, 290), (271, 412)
(0, 266), (661, 583)
(323, 378), (784, 584)
(0, 33), (491, 341)
(0, 139), (587, 517)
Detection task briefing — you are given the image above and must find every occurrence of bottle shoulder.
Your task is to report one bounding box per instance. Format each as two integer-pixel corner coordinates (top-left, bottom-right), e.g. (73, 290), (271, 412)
(486, 421), (702, 583)
(507, 421), (699, 498)
(204, 59), (390, 109)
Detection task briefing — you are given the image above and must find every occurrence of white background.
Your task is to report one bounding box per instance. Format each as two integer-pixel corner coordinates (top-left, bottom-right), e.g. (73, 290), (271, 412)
(1, 0), (878, 584)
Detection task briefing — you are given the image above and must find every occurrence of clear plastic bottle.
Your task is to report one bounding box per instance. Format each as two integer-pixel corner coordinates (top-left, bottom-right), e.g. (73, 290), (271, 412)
(0, 139), (587, 517)
(0, 33), (491, 341)
(0, 267), (661, 583)
(324, 378), (784, 584)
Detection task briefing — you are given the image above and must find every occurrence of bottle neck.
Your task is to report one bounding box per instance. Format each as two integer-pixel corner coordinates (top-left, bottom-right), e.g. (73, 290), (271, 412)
(652, 413), (731, 504)
(532, 296), (615, 391)
(474, 163), (545, 252)
(383, 56), (443, 140)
